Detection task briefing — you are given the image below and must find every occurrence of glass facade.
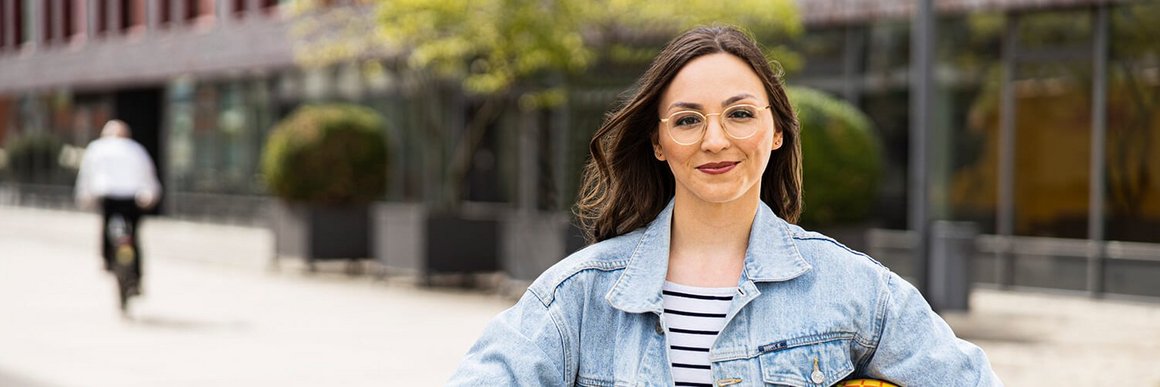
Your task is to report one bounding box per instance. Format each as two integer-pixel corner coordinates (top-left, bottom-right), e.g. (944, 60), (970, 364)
(1107, 1), (1160, 242)
(0, 1), (1156, 247)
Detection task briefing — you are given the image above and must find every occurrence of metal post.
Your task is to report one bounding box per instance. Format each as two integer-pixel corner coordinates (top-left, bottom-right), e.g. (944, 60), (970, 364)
(910, 0), (935, 296)
(518, 106), (536, 212)
(998, 13), (1019, 289)
(842, 24), (865, 106)
(1087, 4), (1109, 298)
(553, 87), (570, 211)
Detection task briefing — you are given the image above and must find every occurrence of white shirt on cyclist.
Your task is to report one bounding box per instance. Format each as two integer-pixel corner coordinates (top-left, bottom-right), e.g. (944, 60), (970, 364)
(74, 120), (161, 208)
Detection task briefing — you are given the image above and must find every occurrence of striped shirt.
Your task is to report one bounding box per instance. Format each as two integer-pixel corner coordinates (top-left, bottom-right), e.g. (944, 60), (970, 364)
(662, 281), (735, 387)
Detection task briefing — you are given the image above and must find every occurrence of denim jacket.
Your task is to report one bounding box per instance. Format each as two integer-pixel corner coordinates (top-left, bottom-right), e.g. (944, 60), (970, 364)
(450, 201), (1002, 386)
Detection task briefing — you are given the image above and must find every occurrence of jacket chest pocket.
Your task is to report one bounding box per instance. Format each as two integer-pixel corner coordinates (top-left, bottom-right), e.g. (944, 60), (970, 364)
(758, 338), (855, 387)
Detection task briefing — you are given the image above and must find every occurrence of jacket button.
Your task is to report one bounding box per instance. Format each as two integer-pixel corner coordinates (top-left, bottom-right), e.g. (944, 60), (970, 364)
(654, 321), (664, 335)
(810, 369), (825, 384)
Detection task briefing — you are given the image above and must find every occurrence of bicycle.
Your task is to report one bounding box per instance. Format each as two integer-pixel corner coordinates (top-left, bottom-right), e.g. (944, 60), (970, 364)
(106, 213), (140, 314)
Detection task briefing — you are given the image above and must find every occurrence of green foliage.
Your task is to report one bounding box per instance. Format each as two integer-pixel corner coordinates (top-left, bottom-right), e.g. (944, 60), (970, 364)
(261, 104), (389, 204)
(5, 132), (65, 184)
(789, 87), (883, 226)
(292, 0), (802, 97)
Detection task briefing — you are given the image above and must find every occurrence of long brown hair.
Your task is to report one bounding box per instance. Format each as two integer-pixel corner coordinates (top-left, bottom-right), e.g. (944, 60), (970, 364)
(575, 25), (802, 243)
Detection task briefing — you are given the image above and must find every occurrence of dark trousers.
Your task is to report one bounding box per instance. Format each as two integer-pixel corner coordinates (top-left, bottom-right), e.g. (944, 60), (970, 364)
(101, 197), (143, 276)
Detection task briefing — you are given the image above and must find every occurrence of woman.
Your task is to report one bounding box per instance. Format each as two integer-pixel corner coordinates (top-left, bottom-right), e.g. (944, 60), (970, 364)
(450, 26), (1001, 386)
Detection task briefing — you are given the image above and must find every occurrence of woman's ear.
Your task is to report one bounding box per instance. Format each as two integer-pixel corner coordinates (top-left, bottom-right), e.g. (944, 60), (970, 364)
(652, 131), (666, 161)
(771, 125), (783, 151)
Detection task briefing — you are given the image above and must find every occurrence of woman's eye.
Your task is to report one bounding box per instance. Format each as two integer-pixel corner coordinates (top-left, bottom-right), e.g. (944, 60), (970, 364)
(728, 109), (756, 119)
(674, 115), (702, 127)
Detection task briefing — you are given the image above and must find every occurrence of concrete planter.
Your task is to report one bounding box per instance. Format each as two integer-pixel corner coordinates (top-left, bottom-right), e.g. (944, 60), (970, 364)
(271, 202), (371, 268)
(501, 211), (586, 283)
(373, 202), (426, 276)
(425, 211), (501, 275)
(373, 203), (502, 281)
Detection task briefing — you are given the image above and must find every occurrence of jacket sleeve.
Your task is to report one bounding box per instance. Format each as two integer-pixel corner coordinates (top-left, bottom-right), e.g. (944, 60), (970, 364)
(132, 143), (162, 198)
(447, 291), (570, 386)
(863, 272), (1004, 386)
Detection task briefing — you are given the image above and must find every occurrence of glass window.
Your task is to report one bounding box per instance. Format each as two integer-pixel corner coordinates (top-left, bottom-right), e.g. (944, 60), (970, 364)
(1011, 9), (1094, 239)
(1107, 2), (1160, 243)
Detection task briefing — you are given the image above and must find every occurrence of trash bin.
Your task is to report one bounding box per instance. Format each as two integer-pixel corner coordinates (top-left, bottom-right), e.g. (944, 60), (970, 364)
(929, 221), (978, 312)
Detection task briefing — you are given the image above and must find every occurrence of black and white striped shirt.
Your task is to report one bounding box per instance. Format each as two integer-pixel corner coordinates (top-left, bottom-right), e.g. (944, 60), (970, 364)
(661, 281), (735, 387)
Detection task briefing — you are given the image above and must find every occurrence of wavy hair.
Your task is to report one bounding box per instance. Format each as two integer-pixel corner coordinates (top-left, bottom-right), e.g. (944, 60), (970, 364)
(575, 25), (802, 243)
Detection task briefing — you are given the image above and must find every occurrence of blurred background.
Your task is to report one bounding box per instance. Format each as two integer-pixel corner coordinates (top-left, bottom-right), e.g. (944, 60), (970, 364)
(0, 0), (1158, 386)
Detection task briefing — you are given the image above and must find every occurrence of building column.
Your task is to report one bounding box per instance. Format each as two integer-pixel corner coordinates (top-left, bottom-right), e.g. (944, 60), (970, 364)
(171, 0), (183, 24)
(1087, 4), (1109, 298)
(108, 0), (121, 34)
(29, 0), (43, 48)
(997, 12), (1019, 289)
(909, 0), (935, 298)
(3, 0), (14, 49)
(51, 0), (64, 44)
(86, 0), (97, 37)
(72, 0), (87, 40)
(247, 0), (260, 18)
(214, 0), (227, 24)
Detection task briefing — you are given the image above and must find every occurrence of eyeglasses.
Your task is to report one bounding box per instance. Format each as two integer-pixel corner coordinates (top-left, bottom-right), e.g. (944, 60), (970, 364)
(659, 104), (771, 146)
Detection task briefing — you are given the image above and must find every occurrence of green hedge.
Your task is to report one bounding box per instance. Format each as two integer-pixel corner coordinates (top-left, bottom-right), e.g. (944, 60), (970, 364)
(261, 104), (388, 204)
(5, 132), (65, 184)
(789, 87), (883, 226)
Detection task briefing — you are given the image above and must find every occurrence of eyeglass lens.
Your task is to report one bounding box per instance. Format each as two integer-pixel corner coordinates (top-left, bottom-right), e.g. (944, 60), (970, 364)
(666, 105), (764, 144)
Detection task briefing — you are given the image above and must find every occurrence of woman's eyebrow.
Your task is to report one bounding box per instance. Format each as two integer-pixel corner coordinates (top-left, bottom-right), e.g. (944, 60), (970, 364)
(723, 93), (758, 106)
(670, 101), (703, 110)
(668, 94), (758, 111)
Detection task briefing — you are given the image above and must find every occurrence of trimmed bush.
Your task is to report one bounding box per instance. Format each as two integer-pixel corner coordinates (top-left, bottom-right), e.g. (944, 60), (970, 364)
(261, 104), (388, 204)
(789, 87), (883, 226)
(5, 132), (66, 184)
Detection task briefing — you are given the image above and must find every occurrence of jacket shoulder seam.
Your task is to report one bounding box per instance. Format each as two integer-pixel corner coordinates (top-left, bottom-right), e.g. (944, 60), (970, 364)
(791, 233), (885, 268)
(528, 260), (629, 306)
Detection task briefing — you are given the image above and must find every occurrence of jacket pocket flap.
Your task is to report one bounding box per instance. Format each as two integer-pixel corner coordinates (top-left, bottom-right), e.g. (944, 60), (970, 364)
(759, 337), (855, 386)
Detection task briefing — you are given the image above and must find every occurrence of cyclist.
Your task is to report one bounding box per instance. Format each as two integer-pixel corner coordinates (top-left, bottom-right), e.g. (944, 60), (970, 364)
(75, 119), (161, 299)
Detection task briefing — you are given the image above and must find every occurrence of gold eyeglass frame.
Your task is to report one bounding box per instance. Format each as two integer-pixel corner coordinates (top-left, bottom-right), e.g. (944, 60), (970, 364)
(659, 104), (772, 146)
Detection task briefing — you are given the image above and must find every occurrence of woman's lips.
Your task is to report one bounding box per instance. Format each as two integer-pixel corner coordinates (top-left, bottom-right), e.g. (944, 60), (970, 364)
(696, 161), (739, 175)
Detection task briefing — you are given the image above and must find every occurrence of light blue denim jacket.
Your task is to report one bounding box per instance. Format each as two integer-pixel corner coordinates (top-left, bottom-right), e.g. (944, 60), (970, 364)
(450, 201), (1002, 386)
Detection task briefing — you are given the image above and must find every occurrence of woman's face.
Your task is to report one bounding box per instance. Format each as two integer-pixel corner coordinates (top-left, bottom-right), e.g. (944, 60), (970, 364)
(653, 53), (782, 206)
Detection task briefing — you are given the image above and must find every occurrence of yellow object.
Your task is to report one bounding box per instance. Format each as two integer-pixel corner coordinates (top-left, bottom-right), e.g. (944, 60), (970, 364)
(842, 379), (899, 387)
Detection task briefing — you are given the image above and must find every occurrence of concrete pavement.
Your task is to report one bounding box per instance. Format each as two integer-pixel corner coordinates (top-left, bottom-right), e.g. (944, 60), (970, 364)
(1, 205), (1159, 386)
(0, 206), (511, 387)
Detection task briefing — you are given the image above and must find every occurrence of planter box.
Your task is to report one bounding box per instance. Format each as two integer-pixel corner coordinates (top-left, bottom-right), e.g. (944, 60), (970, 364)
(426, 212), (500, 274)
(502, 211), (586, 282)
(373, 202), (426, 276)
(373, 203), (502, 280)
(272, 202), (371, 267)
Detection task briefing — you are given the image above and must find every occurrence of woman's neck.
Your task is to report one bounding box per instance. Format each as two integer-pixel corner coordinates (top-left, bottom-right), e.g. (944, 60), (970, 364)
(666, 193), (759, 287)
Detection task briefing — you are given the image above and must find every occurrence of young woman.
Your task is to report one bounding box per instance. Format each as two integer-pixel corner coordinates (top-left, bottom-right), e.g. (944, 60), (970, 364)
(450, 26), (1001, 386)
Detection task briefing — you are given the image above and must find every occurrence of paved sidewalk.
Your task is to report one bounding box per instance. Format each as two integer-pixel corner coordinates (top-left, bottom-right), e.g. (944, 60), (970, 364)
(0, 206), (511, 387)
(1, 205), (1158, 386)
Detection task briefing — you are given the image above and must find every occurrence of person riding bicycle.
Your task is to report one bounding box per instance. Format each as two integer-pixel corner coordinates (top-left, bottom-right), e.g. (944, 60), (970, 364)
(75, 119), (161, 296)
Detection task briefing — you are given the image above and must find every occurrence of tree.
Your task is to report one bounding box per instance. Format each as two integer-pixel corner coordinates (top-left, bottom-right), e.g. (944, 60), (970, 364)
(289, 0), (803, 207)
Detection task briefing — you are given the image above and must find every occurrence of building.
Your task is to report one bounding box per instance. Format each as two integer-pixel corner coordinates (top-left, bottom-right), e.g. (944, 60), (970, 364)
(1, 0), (1157, 297)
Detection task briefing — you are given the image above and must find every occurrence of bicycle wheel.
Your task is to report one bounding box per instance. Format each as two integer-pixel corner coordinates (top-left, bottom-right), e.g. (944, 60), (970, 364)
(113, 244), (138, 313)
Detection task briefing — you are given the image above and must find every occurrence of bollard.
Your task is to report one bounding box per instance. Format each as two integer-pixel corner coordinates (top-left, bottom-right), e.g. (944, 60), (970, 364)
(929, 221), (978, 312)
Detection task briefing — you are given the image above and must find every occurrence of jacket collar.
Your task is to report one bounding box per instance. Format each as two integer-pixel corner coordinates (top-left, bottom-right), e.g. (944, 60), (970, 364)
(605, 199), (812, 314)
